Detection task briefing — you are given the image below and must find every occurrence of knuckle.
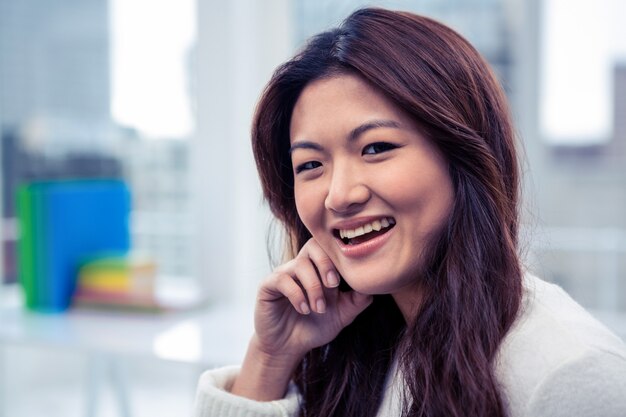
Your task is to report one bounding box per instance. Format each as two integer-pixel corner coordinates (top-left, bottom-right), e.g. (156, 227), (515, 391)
(292, 257), (312, 274)
(299, 238), (320, 256)
(306, 280), (322, 292)
(305, 241), (322, 255)
(262, 271), (290, 291)
(276, 259), (296, 273)
(296, 243), (310, 257)
(315, 256), (334, 271)
(258, 275), (274, 292)
(284, 286), (305, 302)
(264, 271), (283, 286)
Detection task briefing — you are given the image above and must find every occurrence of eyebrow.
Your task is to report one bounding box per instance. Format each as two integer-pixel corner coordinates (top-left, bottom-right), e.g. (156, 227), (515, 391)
(348, 119), (402, 142)
(289, 119), (403, 154)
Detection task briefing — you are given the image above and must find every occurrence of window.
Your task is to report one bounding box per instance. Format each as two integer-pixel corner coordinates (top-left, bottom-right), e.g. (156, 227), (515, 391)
(540, 0), (626, 145)
(0, 0), (197, 288)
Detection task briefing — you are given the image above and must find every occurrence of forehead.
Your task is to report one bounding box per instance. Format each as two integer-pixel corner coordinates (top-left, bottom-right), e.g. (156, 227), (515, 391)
(289, 73), (415, 144)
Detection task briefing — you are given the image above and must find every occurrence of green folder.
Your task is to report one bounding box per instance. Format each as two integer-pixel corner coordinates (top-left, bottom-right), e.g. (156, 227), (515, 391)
(31, 183), (49, 310)
(16, 183), (50, 310)
(16, 184), (35, 308)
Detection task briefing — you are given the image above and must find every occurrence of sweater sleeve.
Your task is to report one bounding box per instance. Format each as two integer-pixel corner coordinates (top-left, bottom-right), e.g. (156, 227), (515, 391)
(193, 365), (301, 417)
(525, 350), (626, 417)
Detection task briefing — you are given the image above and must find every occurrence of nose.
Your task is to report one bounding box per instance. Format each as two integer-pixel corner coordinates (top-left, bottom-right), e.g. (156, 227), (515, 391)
(324, 163), (371, 214)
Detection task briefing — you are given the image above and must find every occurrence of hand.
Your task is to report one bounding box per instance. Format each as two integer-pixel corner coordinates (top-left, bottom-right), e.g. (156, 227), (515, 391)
(231, 238), (372, 401)
(253, 238), (373, 359)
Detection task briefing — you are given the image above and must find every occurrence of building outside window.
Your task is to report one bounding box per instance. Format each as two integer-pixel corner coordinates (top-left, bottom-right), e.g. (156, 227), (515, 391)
(0, 0), (197, 288)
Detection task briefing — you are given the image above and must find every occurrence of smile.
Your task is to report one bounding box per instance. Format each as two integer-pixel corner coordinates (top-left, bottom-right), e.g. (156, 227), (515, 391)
(334, 217), (396, 245)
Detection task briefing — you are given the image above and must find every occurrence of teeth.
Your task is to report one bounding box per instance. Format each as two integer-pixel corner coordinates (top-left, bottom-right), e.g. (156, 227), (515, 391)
(338, 217), (395, 240)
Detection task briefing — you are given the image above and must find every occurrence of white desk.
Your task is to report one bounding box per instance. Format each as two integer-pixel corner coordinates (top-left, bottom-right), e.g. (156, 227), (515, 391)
(0, 286), (253, 416)
(3, 286), (626, 416)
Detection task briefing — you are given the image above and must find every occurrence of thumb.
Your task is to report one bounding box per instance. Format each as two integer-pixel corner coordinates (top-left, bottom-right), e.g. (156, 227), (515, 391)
(336, 291), (373, 326)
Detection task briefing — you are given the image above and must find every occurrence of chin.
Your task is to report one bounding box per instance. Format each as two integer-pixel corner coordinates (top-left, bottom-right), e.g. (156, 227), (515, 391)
(340, 271), (400, 295)
(339, 261), (424, 296)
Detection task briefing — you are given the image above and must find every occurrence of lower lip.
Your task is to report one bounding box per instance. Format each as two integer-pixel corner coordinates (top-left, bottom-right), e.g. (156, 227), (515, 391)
(336, 226), (394, 258)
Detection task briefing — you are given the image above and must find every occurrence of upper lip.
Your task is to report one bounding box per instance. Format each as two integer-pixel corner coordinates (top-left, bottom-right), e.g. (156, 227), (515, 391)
(330, 215), (394, 232)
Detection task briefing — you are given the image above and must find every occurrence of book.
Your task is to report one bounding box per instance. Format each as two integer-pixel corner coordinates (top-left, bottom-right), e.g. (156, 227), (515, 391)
(16, 179), (131, 312)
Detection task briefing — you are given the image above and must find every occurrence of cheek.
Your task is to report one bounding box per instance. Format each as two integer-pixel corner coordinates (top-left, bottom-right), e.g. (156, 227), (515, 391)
(378, 161), (454, 218)
(375, 165), (427, 207)
(294, 183), (325, 233)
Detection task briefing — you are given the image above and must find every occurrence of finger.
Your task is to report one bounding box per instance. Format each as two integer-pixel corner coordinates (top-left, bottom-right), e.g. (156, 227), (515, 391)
(292, 257), (327, 314)
(304, 241), (340, 288)
(336, 291), (373, 326)
(265, 273), (311, 315)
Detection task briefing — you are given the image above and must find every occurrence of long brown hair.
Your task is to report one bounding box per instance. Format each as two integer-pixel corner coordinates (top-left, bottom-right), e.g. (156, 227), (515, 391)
(252, 8), (523, 417)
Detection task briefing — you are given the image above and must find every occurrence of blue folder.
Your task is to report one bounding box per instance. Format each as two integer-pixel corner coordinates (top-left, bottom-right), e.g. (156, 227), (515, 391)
(18, 179), (131, 312)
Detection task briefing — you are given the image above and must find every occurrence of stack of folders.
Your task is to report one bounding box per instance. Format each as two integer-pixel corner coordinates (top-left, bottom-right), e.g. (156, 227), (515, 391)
(16, 179), (131, 312)
(73, 255), (160, 312)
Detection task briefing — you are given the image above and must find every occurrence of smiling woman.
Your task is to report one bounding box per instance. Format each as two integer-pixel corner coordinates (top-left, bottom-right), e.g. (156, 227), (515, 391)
(193, 7), (626, 417)
(290, 74), (454, 310)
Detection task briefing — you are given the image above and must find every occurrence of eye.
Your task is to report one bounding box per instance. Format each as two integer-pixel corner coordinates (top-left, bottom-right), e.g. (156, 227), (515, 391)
(362, 142), (398, 155)
(295, 161), (322, 174)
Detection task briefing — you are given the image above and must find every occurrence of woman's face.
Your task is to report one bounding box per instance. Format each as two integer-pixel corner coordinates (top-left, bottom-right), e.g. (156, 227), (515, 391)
(289, 73), (454, 302)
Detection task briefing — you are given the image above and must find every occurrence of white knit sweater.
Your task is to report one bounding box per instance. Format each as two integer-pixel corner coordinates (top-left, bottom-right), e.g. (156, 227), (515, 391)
(193, 275), (626, 417)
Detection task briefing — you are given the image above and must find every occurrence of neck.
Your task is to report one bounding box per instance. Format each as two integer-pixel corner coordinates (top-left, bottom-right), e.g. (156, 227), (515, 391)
(391, 281), (425, 323)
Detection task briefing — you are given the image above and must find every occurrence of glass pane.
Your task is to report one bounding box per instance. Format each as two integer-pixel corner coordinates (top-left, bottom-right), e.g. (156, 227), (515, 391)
(540, 0), (626, 145)
(0, 0), (197, 288)
(293, 0), (513, 89)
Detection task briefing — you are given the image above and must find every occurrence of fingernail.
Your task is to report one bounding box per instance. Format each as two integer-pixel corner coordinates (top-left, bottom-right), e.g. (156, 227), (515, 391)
(300, 302), (310, 315)
(316, 299), (326, 314)
(326, 271), (339, 287)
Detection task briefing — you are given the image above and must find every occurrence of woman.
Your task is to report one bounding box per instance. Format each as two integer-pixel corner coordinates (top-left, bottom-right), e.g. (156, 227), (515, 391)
(194, 8), (626, 417)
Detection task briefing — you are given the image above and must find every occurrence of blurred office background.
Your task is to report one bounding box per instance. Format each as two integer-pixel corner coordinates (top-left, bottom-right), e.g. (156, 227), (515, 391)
(1, 0), (625, 415)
